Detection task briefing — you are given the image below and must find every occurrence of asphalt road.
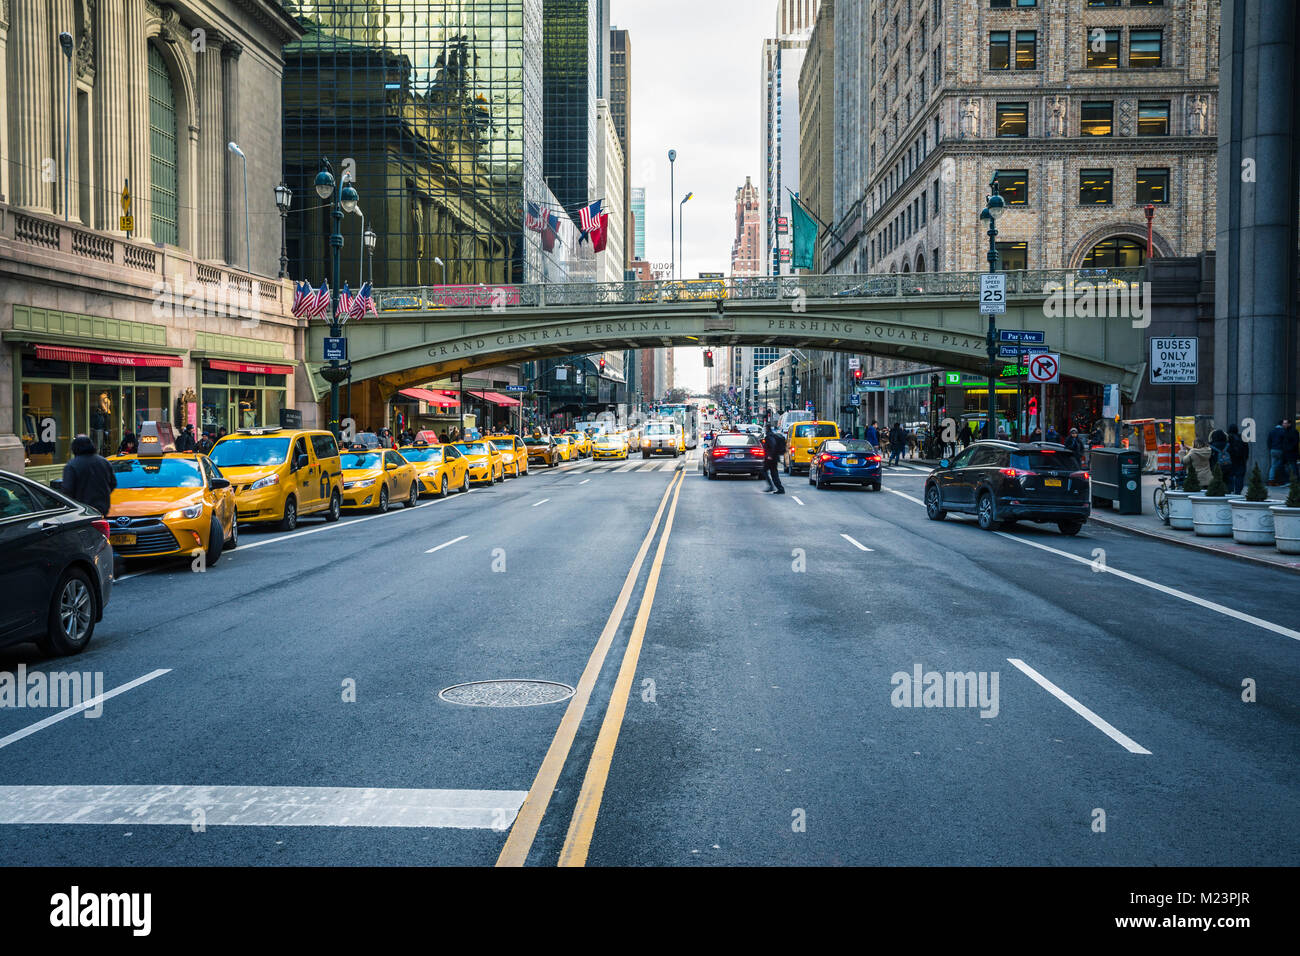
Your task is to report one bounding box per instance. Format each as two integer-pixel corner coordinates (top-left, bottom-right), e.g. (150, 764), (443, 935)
(1, 452), (1296, 866)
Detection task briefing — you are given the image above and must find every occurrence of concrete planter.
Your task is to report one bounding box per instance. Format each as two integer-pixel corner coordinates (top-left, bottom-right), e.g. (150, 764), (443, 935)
(1270, 506), (1300, 554)
(1166, 490), (1197, 530)
(1229, 499), (1276, 545)
(1191, 494), (1243, 537)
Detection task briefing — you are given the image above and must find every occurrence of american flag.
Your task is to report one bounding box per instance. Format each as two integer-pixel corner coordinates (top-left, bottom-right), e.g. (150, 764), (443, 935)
(337, 282), (353, 320)
(349, 282), (374, 320)
(306, 281), (330, 318)
(524, 201), (545, 232)
(578, 199), (603, 234)
(291, 280), (309, 317)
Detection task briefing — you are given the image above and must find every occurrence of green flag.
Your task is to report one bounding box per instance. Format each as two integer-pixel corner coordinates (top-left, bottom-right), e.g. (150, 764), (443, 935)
(790, 195), (818, 270)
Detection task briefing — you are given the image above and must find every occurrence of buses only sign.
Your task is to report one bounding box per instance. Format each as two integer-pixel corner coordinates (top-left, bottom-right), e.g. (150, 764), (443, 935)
(1150, 337), (1198, 385)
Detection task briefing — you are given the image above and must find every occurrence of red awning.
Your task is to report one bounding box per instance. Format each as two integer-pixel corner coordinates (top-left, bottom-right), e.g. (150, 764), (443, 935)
(467, 389), (522, 407)
(208, 359), (294, 376)
(398, 387), (459, 408)
(35, 344), (183, 368)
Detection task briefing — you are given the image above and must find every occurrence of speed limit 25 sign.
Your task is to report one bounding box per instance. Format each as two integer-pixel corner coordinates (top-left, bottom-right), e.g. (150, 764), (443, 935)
(979, 273), (1007, 315)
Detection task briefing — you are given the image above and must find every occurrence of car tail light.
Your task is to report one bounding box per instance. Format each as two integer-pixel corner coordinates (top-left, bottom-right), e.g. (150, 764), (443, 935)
(999, 468), (1032, 478)
(865, 454), (881, 463)
(711, 447), (729, 458)
(749, 446), (765, 457)
(1071, 471), (1090, 481)
(91, 519), (110, 539)
(819, 453), (834, 462)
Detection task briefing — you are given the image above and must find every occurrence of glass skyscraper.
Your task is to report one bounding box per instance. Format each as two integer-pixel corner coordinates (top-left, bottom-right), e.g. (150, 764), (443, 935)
(630, 187), (645, 260)
(541, 0), (597, 217)
(281, 0), (581, 287)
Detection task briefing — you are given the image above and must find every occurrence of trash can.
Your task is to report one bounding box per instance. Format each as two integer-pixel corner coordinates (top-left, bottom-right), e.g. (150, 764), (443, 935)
(1089, 446), (1143, 514)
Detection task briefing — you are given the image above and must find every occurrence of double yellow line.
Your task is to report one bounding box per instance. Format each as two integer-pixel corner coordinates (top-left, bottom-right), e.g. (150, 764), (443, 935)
(496, 468), (686, 867)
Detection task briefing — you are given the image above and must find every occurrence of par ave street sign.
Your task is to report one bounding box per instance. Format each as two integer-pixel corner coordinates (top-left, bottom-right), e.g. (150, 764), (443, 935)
(1149, 337), (1197, 385)
(999, 330), (1045, 343)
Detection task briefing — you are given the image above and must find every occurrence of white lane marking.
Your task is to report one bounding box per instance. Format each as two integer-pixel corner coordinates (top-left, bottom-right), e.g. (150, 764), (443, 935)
(579, 478), (591, 485)
(840, 533), (874, 552)
(0, 669), (171, 752)
(230, 494), (468, 555)
(994, 532), (1300, 642)
(0, 784), (529, 830)
(425, 535), (468, 554)
(791, 495), (805, 506)
(1007, 659), (1152, 755)
(884, 487), (925, 505)
(617, 462), (640, 473)
(531, 498), (550, 507)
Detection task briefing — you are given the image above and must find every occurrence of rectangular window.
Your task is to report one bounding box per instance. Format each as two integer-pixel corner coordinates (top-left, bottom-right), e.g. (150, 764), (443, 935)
(1086, 0), (1121, 5)
(1081, 101), (1114, 136)
(994, 169), (1028, 204)
(1130, 30), (1163, 68)
(1136, 167), (1170, 204)
(995, 242), (1028, 271)
(988, 31), (1011, 70)
(1079, 168), (1114, 204)
(1138, 100), (1170, 135)
(1015, 31), (1037, 70)
(1086, 29), (1120, 68)
(996, 102), (1028, 137)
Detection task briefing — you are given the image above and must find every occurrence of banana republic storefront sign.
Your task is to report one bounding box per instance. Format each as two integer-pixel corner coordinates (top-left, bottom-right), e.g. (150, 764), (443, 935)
(421, 317), (987, 360)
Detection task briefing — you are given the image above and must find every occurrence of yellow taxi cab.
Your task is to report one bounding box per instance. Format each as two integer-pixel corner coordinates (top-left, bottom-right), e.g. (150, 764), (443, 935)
(592, 432), (629, 460)
(106, 421), (238, 566)
(523, 434), (560, 467)
(785, 421), (840, 475)
(398, 442), (470, 497)
(553, 434), (576, 462)
(562, 431), (593, 458)
(208, 426), (343, 531)
(486, 435), (529, 477)
(454, 440), (505, 484)
(640, 420), (685, 458)
(338, 446), (419, 511)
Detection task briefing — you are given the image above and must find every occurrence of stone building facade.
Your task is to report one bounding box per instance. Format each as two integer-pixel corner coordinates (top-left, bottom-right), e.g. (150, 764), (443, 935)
(730, 176), (762, 277)
(1, 1), (303, 479)
(797, 0), (834, 275)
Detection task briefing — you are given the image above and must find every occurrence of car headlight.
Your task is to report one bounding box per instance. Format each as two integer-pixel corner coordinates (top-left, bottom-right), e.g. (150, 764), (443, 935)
(502, 454), (513, 462)
(344, 479), (375, 490)
(164, 503), (204, 521)
(248, 474), (280, 491)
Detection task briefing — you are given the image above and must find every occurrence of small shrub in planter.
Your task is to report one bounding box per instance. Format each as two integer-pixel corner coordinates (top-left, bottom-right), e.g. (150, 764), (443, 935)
(1191, 460), (1240, 537)
(1230, 464), (1275, 545)
(1273, 476), (1300, 554)
(1182, 462), (1201, 493)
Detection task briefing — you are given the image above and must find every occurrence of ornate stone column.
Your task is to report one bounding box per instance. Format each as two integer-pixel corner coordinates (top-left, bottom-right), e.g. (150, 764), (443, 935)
(221, 39), (241, 267)
(8, 0), (54, 212)
(0, 0), (11, 204)
(124, 0), (150, 240)
(196, 34), (223, 259)
(93, 0), (130, 230)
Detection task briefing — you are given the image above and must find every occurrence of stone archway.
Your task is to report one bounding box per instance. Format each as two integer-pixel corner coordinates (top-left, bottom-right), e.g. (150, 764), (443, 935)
(1070, 222), (1173, 267)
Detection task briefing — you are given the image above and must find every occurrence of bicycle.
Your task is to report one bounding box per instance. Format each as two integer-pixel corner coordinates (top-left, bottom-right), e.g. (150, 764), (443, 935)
(1152, 472), (1184, 524)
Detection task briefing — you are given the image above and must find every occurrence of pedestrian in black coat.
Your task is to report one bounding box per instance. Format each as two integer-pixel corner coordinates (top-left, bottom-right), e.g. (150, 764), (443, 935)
(60, 435), (116, 516)
(1226, 423), (1249, 494)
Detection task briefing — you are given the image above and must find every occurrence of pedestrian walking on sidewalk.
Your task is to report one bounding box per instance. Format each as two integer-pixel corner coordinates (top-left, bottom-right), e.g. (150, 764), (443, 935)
(1182, 437), (1214, 487)
(1226, 424), (1249, 495)
(1284, 420), (1300, 483)
(762, 424), (785, 495)
(1267, 420), (1286, 484)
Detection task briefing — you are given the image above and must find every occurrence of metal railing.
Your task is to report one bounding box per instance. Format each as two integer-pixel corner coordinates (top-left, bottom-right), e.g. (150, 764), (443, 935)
(373, 268), (1145, 315)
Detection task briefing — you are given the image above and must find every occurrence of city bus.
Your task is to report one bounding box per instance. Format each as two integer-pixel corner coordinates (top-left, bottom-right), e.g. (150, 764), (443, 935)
(657, 403), (700, 449)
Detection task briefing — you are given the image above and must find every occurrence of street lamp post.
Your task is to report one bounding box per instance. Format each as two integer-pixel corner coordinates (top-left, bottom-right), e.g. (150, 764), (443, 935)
(58, 33), (73, 221)
(314, 159), (358, 439)
(679, 192), (694, 280)
(274, 182), (292, 278)
(228, 143), (251, 273)
(433, 256), (446, 285)
(981, 175), (1006, 441)
(364, 227), (377, 285)
(668, 149), (677, 280)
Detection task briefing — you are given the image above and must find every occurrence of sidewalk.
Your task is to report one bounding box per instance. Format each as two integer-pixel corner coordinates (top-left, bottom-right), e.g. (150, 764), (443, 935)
(1086, 474), (1300, 573)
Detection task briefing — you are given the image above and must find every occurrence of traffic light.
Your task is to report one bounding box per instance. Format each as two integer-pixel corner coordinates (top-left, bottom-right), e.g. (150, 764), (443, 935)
(853, 368), (863, 382)
(704, 349), (714, 368)
(599, 357), (606, 372)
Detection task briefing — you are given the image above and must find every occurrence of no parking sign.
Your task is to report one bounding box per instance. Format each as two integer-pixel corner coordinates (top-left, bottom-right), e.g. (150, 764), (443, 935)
(1027, 353), (1060, 384)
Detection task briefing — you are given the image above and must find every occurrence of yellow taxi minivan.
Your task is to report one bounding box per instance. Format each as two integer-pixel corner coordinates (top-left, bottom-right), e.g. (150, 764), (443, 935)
(486, 435), (529, 477)
(208, 427), (343, 531)
(785, 421), (840, 475)
(106, 422), (238, 565)
(399, 442), (470, 497)
(338, 447), (419, 511)
(454, 441), (505, 484)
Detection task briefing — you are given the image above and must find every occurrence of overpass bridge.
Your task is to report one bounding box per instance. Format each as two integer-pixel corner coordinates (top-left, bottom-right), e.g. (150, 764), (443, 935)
(305, 269), (1148, 398)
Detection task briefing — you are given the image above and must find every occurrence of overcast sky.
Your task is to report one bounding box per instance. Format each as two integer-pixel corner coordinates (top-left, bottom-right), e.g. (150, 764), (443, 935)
(613, 0), (773, 393)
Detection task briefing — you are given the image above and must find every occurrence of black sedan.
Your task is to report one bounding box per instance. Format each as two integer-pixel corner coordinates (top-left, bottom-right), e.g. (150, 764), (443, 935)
(0, 470), (113, 655)
(808, 440), (883, 490)
(924, 441), (1091, 535)
(703, 433), (766, 479)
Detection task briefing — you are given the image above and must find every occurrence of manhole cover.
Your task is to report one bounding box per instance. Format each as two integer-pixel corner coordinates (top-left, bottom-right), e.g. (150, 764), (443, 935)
(439, 680), (575, 707)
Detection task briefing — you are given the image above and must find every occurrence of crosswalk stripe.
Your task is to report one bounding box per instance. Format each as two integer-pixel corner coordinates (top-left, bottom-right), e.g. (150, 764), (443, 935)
(0, 784), (529, 830)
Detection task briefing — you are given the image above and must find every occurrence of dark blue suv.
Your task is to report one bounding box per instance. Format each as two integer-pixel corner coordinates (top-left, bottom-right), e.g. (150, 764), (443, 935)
(924, 441), (1091, 535)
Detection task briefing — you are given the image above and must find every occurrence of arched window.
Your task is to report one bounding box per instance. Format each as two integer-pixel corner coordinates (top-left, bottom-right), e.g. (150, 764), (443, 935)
(915, 254), (926, 272)
(147, 45), (178, 246)
(902, 261), (911, 273)
(1082, 236), (1145, 268)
